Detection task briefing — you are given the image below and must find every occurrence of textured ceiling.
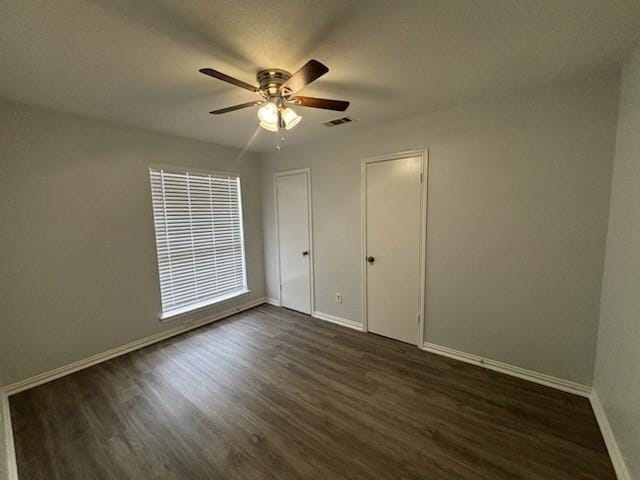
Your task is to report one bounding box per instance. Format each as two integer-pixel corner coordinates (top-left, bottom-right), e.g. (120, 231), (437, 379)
(1, 0), (639, 151)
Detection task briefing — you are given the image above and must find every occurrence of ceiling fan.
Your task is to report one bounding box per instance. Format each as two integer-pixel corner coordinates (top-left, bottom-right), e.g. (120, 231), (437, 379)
(199, 59), (349, 132)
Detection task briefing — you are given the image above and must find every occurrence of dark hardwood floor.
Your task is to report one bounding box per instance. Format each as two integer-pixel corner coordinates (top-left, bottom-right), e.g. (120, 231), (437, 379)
(11, 304), (615, 479)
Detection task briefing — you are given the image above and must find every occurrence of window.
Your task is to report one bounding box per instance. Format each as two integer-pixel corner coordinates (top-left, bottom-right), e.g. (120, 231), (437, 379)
(149, 166), (248, 319)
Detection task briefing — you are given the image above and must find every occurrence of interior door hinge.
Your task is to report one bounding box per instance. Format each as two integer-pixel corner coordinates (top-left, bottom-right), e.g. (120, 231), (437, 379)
(417, 313), (420, 324)
(420, 172), (423, 183)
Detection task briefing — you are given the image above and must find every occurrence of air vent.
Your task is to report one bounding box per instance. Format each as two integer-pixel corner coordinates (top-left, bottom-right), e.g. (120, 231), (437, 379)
(323, 116), (355, 127)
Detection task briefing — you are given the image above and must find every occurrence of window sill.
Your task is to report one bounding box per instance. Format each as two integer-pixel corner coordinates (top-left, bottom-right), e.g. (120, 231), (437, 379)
(159, 288), (251, 322)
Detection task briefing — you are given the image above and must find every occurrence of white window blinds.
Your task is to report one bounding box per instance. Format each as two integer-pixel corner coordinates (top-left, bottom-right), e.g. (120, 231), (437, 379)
(149, 166), (248, 318)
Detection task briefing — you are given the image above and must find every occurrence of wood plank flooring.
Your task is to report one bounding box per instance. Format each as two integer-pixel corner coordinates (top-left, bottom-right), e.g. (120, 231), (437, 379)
(10, 304), (615, 479)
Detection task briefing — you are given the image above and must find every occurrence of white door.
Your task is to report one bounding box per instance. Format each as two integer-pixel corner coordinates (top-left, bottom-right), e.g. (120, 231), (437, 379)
(365, 156), (423, 344)
(276, 171), (312, 314)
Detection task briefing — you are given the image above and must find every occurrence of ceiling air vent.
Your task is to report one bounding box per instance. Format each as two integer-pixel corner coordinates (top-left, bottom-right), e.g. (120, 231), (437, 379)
(323, 116), (355, 127)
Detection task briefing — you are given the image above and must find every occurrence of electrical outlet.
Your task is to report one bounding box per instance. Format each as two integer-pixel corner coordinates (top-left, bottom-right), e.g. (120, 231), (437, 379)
(335, 292), (343, 304)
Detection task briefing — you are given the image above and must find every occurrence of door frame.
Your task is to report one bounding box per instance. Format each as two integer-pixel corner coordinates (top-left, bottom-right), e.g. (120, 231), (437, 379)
(361, 148), (429, 346)
(273, 168), (315, 314)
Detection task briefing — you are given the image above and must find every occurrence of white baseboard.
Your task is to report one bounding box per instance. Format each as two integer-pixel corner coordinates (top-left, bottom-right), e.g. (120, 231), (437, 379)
(4, 297), (268, 396)
(590, 390), (632, 480)
(1, 392), (18, 480)
(264, 297), (281, 306)
(421, 342), (592, 397)
(312, 311), (363, 331)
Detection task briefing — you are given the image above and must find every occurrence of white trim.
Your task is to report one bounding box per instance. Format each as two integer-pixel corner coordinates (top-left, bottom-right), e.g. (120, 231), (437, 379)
(590, 390), (632, 480)
(421, 342), (592, 397)
(4, 297), (268, 396)
(273, 168), (315, 315)
(160, 288), (251, 321)
(1, 392), (18, 480)
(361, 148), (429, 346)
(148, 163), (240, 179)
(312, 311), (363, 331)
(264, 297), (281, 306)
(418, 151), (429, 346)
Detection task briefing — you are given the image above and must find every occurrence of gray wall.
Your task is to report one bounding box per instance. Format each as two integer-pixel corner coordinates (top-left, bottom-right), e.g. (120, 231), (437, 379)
(0, 100), (265, 385)
(0, 427), (5, 480)
(260, 71), (620, 386)
(594, 44), (640, 478)
(0, 371), (6, 480)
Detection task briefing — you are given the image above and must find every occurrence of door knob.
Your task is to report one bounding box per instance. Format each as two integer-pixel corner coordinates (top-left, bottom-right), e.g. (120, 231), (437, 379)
(367, 256), (375, 264)
(302, 251), (309, 256)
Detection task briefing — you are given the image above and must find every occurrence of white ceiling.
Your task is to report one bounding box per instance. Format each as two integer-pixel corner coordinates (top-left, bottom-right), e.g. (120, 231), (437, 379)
(1, 0), (639, 152)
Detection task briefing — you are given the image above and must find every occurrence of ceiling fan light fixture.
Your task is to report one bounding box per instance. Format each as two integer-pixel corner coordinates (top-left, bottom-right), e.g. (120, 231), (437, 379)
(259, 120), (279, 132)
(281, 107), (302, 130)
(257, 102), (278, 124)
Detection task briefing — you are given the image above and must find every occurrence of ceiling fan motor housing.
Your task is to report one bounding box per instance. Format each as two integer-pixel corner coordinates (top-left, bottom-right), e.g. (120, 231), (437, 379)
(257, 69), (292, 97)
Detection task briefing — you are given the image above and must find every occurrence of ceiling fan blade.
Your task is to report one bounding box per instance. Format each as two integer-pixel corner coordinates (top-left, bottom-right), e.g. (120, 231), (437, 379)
(199, 68), (258, 92)
(290, 96), (350, 111)
(209, 100), (264, 114)
(281, 60), (329, 95)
